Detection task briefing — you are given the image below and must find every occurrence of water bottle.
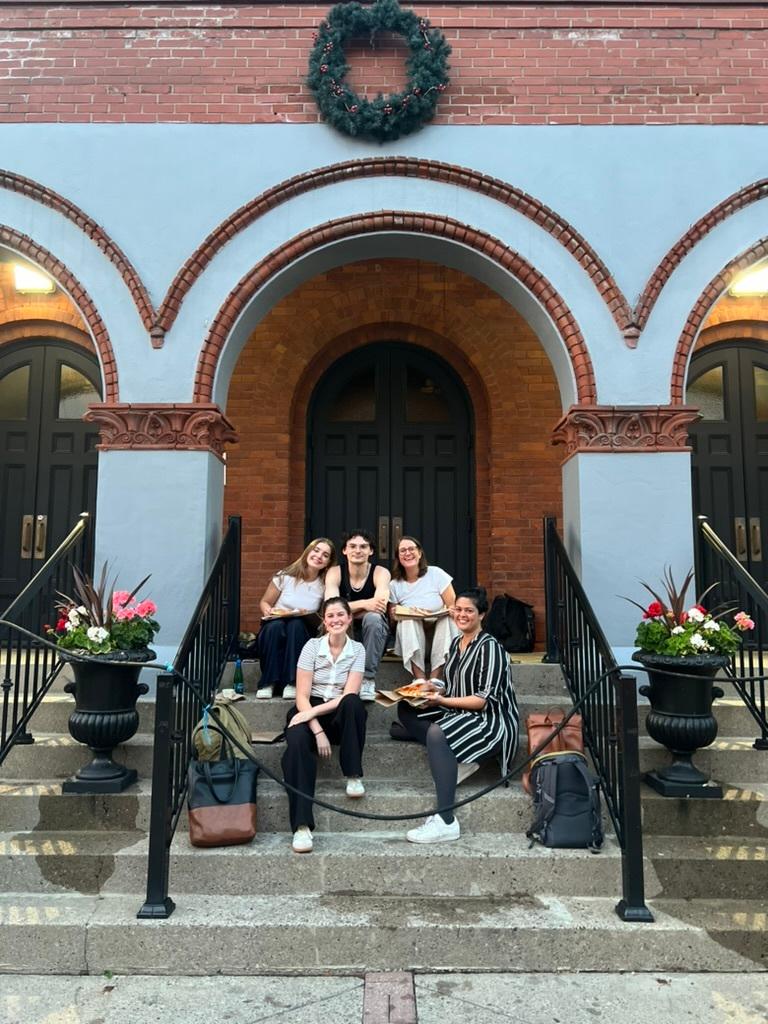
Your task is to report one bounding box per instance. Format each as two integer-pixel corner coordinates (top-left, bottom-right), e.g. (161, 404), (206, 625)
(233, 657), (245, 696)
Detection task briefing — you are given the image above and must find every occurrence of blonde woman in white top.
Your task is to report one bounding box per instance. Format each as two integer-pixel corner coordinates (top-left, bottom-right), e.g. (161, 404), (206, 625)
(256, 538), (335, 700)
(282, 597), (367, 853)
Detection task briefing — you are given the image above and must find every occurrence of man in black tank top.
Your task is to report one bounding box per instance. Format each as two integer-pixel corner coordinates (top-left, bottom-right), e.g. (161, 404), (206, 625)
(324, 528), (391, 701)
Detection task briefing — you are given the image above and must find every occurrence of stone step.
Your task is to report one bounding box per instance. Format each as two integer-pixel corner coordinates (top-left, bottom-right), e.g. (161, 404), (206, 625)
(2, 731), (768, 783)
(2, 828), (765, 902)
(2, 774), (767, 839)
(2, 893), (764, 974)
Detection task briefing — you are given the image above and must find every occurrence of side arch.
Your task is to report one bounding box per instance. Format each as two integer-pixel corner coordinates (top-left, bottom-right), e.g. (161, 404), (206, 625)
(671, 237), (768, 404)
(194, 212), (596, 406)
(1, 226), (118, 400)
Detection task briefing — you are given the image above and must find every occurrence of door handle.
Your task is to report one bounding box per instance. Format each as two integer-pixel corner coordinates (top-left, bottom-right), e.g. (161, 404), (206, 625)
(750, 517), (763, 562)
(33, 514), (47, 560)
(735, 517), (748, 562)
(392, 516), (403, 552)
(378, 516), (390, 562)
(21, 515), (33, 559)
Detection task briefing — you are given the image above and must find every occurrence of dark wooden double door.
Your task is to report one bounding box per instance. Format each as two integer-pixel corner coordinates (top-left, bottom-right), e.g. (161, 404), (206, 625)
(0, 341), (101, 609)
(688, 341), (768, 588)
(308, 343), (475, 589)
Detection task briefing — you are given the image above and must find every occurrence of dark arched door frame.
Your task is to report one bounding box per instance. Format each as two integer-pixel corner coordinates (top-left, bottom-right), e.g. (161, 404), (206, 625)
(307, 340), (476, 589)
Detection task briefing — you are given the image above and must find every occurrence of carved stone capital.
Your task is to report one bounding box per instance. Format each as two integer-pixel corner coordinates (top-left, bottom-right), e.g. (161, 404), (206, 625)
(85, 403), (239, 460)
(552, 405), (700, 461)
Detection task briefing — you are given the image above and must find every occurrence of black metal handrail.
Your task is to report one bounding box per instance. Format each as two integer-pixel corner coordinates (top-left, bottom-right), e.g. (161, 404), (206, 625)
(543, 516), (653, 922)
(696, 515), (768, 749)
(0, 512), (90, 767)
(138, 515), (241, 919)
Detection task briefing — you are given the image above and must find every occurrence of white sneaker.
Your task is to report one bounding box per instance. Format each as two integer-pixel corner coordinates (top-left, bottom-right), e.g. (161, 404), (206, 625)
(291, 827), (313, 853)
(360, 679), (376, 702)
(282, 685), (297, 701)
(406, 814), (460, 844)
(456, 762), (479, 785)
(256, 685), (274, 700)
(345, 778), (365, 798)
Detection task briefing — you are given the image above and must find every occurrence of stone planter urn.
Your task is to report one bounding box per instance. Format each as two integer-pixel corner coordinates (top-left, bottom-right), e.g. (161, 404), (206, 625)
(633, 650), (727, 799)
(61, 649), (154, 794)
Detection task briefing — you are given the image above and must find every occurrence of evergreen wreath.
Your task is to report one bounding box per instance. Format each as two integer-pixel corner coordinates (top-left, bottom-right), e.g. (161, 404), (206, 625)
(307, 0), (451, 142)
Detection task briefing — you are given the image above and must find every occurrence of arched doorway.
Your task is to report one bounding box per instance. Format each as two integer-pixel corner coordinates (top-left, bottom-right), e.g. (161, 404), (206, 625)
(0, 339), (102, 606)
(307, 342), (475, 588)
(687, 339), (768, 587)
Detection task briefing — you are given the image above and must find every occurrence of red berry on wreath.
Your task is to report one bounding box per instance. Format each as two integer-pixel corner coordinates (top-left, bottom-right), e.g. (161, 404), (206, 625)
(320, 64), (329, 73)
(384, 104), (393, 114)
(350, 105), (359, 113)
(437, 82), (446, 91)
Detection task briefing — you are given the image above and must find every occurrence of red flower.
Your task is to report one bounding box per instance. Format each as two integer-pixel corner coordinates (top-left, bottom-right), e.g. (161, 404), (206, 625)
(694, 604), (707, 614)
(56, 618), (67, 632)
(642, 601), (664, 620)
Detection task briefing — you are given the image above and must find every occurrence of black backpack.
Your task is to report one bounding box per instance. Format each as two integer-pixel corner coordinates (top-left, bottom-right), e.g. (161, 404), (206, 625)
(526, 751), (604, 853)
(485, 593), (535, 652)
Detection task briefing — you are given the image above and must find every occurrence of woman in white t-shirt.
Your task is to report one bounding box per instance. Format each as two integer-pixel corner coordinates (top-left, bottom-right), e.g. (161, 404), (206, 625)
(389, 535), (459, 685)
(282, 596), (368, 853)
(256, 538), (335, 700)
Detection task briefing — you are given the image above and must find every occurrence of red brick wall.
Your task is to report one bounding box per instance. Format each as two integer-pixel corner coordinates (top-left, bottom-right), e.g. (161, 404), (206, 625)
(223, 258), (562, 636)
(1, 3), (766, 124)
(0, 259), (93, 351)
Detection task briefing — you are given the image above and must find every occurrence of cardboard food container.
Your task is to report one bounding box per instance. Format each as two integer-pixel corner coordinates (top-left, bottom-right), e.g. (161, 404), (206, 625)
(374, 685), (431, 709)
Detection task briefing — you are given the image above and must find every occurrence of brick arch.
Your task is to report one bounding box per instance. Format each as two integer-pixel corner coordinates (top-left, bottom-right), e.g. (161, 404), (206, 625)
(158, 157), (633, 341)
(0, 169), (158, 345)
(637, 179), (768, 338)
(694, 321), (768, 351)
(195, 212), (596, 405)
(1, 227), (118, 400)
(0, 318), (95, 353)
(671, 237), (768, 403)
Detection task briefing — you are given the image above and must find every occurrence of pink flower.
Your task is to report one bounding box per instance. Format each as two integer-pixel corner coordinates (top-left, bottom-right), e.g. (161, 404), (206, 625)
(135, 599), (157, 618)
(112, 590), (132, 610)
(734, 611), (755, 631)
(115, 606), (136, 621)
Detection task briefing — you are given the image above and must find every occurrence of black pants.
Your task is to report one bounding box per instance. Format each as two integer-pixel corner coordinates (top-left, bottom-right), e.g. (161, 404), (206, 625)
(397, 702), (458, 824)
(281, 693), (367, 831)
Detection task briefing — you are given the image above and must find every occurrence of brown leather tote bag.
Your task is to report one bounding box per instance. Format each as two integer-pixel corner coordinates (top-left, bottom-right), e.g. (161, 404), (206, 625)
(522, 707), (584, 795)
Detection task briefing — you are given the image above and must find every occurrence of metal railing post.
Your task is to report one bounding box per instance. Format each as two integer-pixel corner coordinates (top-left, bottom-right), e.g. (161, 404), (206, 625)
(542, 515), (559, 663)
(137, 672), (176, 919)
(228, 515), (242, 646)
(614, 672), (654, 922)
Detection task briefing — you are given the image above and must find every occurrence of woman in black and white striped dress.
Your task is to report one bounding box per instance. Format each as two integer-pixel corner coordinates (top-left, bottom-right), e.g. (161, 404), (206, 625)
(397, 587), (519, 844)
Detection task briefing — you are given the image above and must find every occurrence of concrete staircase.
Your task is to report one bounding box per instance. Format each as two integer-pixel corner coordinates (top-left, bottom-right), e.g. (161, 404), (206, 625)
(0, 658), (766, 975)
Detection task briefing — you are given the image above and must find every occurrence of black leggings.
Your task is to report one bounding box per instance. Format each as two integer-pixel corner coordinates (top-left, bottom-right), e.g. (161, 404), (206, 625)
(397, 702), (457, 825)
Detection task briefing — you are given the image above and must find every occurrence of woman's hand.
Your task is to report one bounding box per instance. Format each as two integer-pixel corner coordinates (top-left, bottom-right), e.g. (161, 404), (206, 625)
(315, 731), (332, 759)
(289, 709), (315, 726)
(423, 689), (443, 707)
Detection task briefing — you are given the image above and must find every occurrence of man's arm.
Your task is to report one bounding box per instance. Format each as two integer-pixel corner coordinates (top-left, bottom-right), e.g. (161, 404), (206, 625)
(324, 565), (341, 599)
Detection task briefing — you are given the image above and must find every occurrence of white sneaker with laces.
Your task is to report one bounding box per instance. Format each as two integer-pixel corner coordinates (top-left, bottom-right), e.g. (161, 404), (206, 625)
(291, 827), (313, 853)
(345, 778), (365, 798)
(406, 814), (460, 844)
(282, 685), (297, 701)
(456, 762), (479, 785)
(256, 685), (274, 700)
(360, 679), (376, 702)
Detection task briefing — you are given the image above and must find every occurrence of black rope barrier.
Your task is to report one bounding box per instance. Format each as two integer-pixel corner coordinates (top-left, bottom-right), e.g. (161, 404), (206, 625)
(1, 618), (755, 823)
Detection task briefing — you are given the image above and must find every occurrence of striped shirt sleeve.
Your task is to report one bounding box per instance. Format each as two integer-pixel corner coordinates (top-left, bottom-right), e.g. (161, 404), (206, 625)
(296, 638), (319, 673)
(475, 636), (507, 700)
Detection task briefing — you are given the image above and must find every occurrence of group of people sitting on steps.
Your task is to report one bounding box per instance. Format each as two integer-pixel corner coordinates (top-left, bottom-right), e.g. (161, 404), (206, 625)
(256, 529), (520, 854)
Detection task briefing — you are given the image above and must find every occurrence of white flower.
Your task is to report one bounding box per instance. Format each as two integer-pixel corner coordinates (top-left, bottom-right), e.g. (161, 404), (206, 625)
(671, 625), (685, 635)
(687, 607), (705, 623)
(702, 619), (720, 632)
(67, 608), (80, 625)
(690, 632), (707, 649)
(86, 626), (109, 643)
(77, 606), (87, 616)
(64, 621), (75, 632)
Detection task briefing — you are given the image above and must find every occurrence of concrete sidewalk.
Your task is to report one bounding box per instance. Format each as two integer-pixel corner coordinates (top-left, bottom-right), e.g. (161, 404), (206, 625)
(2, 972), (767, 1024)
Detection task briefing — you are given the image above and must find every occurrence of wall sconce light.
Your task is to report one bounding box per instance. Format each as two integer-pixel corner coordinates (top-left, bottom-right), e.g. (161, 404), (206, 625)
(729, 263), (768, 297)
(13, 263), (55, 294)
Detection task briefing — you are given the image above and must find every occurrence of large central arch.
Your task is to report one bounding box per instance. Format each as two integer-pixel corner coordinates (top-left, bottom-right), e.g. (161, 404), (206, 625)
(194, 212), (595, 410)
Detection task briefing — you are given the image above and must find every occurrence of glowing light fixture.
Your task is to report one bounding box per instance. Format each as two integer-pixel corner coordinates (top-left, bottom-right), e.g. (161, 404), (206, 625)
(13, 263), (55, 294)
(729, 263), (768, 297)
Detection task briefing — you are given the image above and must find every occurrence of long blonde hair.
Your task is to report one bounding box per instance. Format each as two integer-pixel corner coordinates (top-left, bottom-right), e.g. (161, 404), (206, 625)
(281, 538), (336, 582)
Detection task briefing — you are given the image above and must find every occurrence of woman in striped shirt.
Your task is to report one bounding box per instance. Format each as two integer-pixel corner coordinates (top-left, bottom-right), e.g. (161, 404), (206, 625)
(397, 586), (519, 844)
(281, 596), (368, 853)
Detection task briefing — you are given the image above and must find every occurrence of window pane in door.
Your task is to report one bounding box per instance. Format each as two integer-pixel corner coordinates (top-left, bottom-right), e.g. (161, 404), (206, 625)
(754, 366), (768, 421)
(58, 365), (100, 419)
(0, 365), (30, 419)
(686, 366), (725, 421)
(327, 367), (376, 421)
(406, 367), (451, 422)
